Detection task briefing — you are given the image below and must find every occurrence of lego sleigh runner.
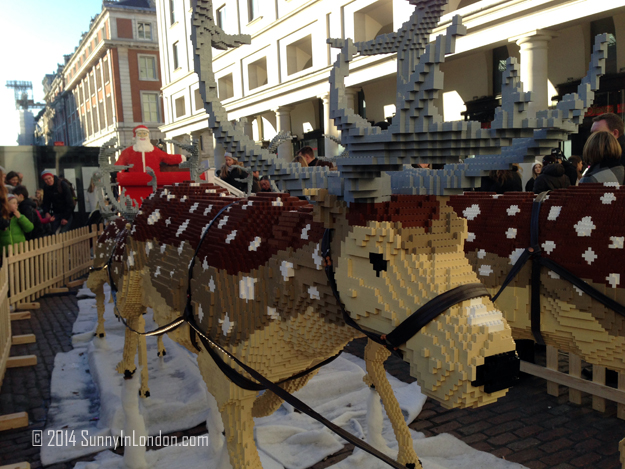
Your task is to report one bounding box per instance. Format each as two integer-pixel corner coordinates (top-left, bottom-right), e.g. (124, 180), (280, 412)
(87, 0), (624, 468)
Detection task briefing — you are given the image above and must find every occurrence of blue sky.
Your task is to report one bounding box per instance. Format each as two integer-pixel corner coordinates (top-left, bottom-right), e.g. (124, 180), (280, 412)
(0, 0), (102, 145)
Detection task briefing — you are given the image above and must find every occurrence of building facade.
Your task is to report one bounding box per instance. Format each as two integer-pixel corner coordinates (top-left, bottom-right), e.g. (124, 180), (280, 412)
(36, 0), (164, 149)
(155, 0), (625, 167)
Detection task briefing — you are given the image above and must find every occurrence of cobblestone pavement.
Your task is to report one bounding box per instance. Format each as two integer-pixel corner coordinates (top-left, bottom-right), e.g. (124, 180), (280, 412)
(2, 289), (624, 468)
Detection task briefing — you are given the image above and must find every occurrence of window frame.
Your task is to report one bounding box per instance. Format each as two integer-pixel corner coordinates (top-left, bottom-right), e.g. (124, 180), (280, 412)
(141, 91), (161, 123)
(137, 22), (152, 40)
(138, 54), (159, 81)
(172, 41), (180, 70)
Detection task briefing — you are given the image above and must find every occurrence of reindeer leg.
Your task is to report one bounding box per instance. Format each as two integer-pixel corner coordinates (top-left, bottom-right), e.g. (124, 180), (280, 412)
(94, 280), (107, 338)
(156, 335), (167, 357)
(116, 315), (138, 379)
(136, 311), (150, 398)
(364, 339), (421, 469)
(197, 349), (263, 469)
(252, 369), (320, 418)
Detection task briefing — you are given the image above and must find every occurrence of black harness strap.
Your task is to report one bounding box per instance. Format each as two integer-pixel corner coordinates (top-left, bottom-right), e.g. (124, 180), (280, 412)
(185, 317), (409, 469)
(488, 191), (625, 345)
(322, 229), (490, 350)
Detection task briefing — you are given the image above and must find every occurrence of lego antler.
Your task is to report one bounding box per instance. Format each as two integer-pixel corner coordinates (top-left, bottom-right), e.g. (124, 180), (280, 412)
(192, 0), (332, 198)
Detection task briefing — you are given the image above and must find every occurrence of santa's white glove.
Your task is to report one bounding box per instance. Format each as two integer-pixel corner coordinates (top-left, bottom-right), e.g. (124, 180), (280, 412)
(180, 154), (187, 162)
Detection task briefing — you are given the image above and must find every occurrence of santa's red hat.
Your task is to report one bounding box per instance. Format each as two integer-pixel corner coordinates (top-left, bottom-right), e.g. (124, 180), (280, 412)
(133, 125), (149, 136)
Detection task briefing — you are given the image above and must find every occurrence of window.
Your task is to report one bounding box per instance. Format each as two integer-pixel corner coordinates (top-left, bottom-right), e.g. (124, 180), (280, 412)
(173, 42), (180, 69)
(96, 66), (102, 89)
(106, 95), (113, 125)
(103, 59), (110, 83)
(286, 35), (313, 75)
(139, 55), (158, 80)
(99, 103), (106, 129)
(93, 106), (99, 133)
(247, 0), (259, 22)
(248, 57), (267, 90)
(89, 74), (95, 94)
(175, 96), (186, 118)
(492, 46), (509, 97)
(142, 93), (160, 122)
(194, 88), (204, 111)
(354, 0), (393, 43)
(137, 22), (152, 40)
(216, 6), (226, 30)
(169, 0), (176, 25)
(218, 73), (234, 100)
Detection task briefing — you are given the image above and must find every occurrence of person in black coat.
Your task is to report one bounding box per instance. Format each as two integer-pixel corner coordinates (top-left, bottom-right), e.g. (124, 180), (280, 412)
(480, 168), (522, 194)
(12, 185), (44, 240)
(533, 155), (571, 193)
(41, 171), (74, 233)
(550, 148), (578, 186)
(218, 153), (249, 192)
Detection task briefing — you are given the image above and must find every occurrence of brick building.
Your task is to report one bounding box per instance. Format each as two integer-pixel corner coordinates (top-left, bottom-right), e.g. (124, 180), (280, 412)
(37, 0), (163, 148)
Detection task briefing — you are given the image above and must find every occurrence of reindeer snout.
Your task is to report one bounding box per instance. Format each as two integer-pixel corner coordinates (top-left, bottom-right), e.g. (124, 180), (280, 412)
(471, 351), (520, 393)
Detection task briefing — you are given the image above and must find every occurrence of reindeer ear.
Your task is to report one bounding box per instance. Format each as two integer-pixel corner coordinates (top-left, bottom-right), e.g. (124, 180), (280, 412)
(305, 189), (345, 229)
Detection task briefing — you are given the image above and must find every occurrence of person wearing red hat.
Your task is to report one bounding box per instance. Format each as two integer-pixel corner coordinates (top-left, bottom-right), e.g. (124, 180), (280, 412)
(115, 125), (184, 173)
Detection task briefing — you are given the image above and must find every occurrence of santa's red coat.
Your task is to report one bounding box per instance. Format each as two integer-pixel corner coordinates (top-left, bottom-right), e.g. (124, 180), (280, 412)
(115, 146), (182, 173)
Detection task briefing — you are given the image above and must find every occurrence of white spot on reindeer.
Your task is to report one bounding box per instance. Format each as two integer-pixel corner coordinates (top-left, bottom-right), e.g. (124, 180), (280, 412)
(249, 237), (262, 251)
(301, 224), (311, 240)
(574, 286), (583, 296)
(541, 240), (556, 255)
(477, 249), (486, 259)
(308, 286), (320, 300)
(218, 216), (229, 229)
(197, 304), (204, 322)
(463, 204), (480, 220)
(181, 195), (187, 203)
(547, 206), (562, 221)
(465, 300), (504, 332)
(280, 261), (295, 281)
(176, 219), (190, 237)
(242, 201), (253, 210)
(506, 205), (520, 216)
(170, 270), (175, 278)
(467, 232), (476, 242)
(219, 314), (234, 336)
(505, 228), (517, 239)
(165, 217), (172, 226)
(607, 273), (621, 288)
(205, 189), (217, 193)
(604, 182), (620, 187)
(127, 250), (135, 267)
(160, 244), (166, 254)
(178, 241), (186, 256)
(147, 209), (161, 225)
(114, 267), (119, 275)
(574, 216), (595, 237)
(201, 257), (209, 271)
(154, 266), (161, 277)
(225, 230), (237, 244)
(601, 192), (617, 205)
(548, 271), (560, 279)
(313, 244), (323, 270)
(209, 277), (216, 293)
(267, 307), (280, 320)
(582, 247), (597, 264)
(239, 277), (257, 301)
(272, 197), (283, 207)
(509, 248), (525, 265)
(189, 202), (199, 213)
(131, 225), (136, 235)
(610, 237), (624, 249)
(145, 241), (153, 255)
(200, 224), (210, 238)
(167, 193), (176, 201)
(203, 205), (213, 216)
(478, 265), (493, 277)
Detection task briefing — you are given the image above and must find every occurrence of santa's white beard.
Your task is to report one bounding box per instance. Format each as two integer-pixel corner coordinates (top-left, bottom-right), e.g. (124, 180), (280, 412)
(133, 138), (154, 153)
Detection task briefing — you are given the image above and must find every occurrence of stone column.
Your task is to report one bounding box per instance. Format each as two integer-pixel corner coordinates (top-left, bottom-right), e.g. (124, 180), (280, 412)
(275, 106), (293, 160)
(320, 93), (339, 158)
(243, 118), (254, 140)
(512, 31), (556, 116)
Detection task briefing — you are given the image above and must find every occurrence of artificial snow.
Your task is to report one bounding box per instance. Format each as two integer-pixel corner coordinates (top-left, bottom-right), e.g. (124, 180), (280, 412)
(46, 285), (525, 469)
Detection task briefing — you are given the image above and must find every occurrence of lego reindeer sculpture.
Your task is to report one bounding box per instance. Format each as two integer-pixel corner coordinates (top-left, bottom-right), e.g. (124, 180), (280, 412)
(94, 0), (613, 467)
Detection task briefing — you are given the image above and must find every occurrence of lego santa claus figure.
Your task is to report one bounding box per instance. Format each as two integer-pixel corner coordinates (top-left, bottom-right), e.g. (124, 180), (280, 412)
(116, 125), (184, 172)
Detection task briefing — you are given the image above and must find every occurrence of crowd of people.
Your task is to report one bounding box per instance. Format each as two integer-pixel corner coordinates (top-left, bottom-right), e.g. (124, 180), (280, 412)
(481, 112), (625, 194)
(217, 145), (335, 193)
(0, 168), (76, 253)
